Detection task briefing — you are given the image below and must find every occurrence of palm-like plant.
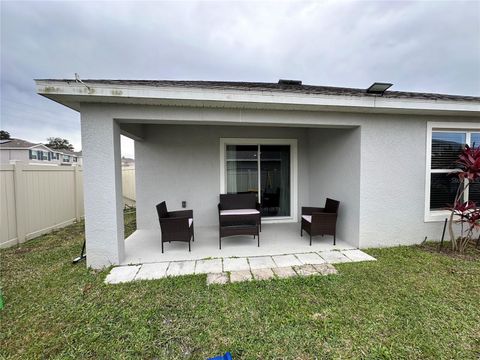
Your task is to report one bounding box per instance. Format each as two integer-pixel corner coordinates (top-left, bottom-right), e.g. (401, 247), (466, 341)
(448, 144), (480, 252)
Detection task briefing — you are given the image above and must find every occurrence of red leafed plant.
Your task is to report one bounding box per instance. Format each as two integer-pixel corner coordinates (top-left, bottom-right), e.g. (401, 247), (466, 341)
(448, 144), (480, 252)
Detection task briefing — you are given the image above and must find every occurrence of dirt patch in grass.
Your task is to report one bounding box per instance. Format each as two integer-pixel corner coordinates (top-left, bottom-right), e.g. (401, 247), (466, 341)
(13, 247), (33, 254)
(418, 240), (480, 261)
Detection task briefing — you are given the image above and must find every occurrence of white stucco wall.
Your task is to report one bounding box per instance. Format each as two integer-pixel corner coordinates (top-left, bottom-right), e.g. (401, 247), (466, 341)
(307, 128), (361, 247)
(135, 125), (311, 229)
(81, 104), (125, 269)
(357, 116), (454, 248)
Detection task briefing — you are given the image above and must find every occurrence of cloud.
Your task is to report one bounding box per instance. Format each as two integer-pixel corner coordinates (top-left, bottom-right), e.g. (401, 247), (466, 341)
(1, 0), (479, 158)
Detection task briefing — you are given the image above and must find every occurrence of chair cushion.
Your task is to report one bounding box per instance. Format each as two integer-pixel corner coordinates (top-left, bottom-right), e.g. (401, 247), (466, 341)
(302, 215), (312, 223)
(220, 209), (260, 216)
(189, 218), (193, 227)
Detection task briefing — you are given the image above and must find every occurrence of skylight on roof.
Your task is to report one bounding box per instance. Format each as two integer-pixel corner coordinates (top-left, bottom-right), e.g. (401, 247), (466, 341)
(366, 82), (393, 95)
(278, 79), (302, 86)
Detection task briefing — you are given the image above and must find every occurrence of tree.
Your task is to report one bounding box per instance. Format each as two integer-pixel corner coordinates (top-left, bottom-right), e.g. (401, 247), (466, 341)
(46, 137), (74, 151)
(0, 130), (11, 140)
(447, 144), (480, 253)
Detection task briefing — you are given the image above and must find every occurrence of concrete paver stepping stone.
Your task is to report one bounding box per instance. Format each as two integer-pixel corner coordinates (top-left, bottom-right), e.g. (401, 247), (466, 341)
(166, 260), (196, 276)
(206, 272), (229, 285)
(293, 264), (319, 277)
(195, 259), (223, 274)
(223, 257), (250, 272)
(341, 249), (376, 262)
(272, 266), (298, 279)
(248, 256), (276, 270)
(313, 263), (338, 275)
(105, 265), (140, 284)
(135, 262), (169, 280)
(272, 254), (302, 267)
(230, 270), (252, 282)
(251, 268), (275, 280)
(318, 250), (352, 264)
(295, 252), (326, 265)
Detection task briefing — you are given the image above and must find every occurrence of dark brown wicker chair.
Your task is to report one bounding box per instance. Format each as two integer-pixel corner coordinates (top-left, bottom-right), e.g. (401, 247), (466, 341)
(301, 198), (340, 245)
(218, 193), (261, 249)
(156, 201), (194, 253)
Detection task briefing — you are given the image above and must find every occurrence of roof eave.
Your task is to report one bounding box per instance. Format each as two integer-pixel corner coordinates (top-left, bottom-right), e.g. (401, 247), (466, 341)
(35, 80), (480, 116)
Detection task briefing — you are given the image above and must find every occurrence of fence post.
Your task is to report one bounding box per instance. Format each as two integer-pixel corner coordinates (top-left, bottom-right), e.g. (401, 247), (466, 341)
(13, 162), (27, 244)
(74, 165), (82, 222)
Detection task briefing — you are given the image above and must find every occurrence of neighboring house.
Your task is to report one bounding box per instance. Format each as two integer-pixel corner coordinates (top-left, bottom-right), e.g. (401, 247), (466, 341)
(121, 157), (135, 167)
(36, 79), (480, 269)
(0, 138), (82, 166)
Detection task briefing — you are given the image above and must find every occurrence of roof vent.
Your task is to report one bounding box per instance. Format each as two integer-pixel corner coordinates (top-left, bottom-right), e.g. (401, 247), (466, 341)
(278, 79), (302, 86)
(366, 82), (393, 95)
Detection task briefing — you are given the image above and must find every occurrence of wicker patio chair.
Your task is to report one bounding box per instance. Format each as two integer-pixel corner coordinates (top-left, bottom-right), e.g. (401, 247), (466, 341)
(156, 201), (194, 253)
(218, 193), (261, 249)
(301, 198), (340, 245)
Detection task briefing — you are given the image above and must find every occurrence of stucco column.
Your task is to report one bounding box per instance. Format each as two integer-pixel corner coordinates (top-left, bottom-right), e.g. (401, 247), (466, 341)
(81, 107), (124, 268)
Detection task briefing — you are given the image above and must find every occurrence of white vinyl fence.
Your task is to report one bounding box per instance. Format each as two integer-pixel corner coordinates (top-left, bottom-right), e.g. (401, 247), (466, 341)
(122, 167), (136, 206)
(0, 164), (136, 248)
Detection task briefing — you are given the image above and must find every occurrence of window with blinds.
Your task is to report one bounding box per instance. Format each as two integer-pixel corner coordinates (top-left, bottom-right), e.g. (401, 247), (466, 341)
(429, 130), (480, 211)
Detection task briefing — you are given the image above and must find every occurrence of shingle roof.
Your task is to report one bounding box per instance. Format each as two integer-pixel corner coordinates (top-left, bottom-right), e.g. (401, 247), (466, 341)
(59, 149), (81, 156)
(36, 79), (480, 102)
(0, 138), (38, 148)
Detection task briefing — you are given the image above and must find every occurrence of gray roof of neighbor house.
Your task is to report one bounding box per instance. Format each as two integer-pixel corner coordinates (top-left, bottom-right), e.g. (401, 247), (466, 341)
(35, 79), (480, 102)
(0, 138), (39, 148)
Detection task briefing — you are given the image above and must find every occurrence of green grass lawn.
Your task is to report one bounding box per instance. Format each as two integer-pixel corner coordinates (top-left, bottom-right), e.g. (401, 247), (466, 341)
(1, 212), (479, 359)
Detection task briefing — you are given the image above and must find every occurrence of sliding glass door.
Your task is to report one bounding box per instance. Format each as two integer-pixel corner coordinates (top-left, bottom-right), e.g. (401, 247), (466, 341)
(225, 144), (291, 218)
(260, 145), (290, 217)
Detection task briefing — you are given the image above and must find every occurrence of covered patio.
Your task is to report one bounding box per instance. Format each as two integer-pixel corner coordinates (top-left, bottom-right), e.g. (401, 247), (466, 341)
(120, 122), (361, 267)
(123, 223), (355, 265)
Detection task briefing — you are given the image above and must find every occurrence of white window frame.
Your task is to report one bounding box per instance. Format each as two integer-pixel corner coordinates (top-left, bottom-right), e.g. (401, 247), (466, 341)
(425, 122), (480, 222)
(220, 138), (298, 224)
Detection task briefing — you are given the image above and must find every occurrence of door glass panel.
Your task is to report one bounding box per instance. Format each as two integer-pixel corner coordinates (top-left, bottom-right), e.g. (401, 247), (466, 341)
(260, 145), (290, 217)
(226, 145), (258, 194)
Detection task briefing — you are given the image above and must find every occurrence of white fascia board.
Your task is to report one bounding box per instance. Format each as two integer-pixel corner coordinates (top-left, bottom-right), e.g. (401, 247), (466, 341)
(35, 80), (480, 115)
(31, 144), (54, 151)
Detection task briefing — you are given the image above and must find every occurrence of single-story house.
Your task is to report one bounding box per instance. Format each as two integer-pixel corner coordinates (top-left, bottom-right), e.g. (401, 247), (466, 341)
(35, 79), (480, 269)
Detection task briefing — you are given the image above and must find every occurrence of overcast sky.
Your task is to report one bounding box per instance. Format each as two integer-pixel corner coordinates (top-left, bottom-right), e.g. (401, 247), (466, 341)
(1, 0), (479, 158)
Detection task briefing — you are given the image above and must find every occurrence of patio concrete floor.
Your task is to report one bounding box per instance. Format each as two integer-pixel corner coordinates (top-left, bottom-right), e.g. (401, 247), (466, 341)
(123, 223), (357, 265)
(106, 248), (376, 284)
